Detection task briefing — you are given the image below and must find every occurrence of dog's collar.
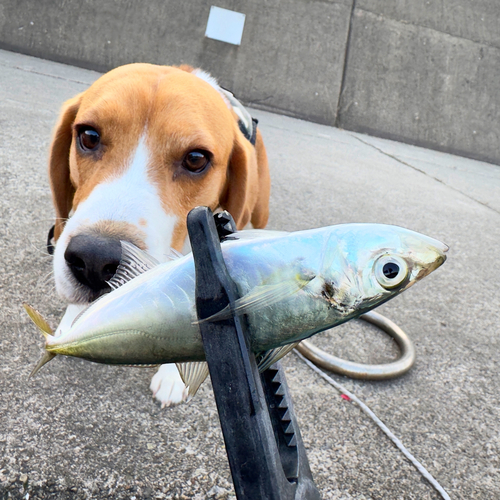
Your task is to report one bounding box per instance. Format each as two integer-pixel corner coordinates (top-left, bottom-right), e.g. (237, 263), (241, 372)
(47, 225), (55, 255)
(220, 88), (258, 146)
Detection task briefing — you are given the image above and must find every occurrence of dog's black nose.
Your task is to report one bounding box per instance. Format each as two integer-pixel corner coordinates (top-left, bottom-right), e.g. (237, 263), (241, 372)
(65, 235), (122, 293)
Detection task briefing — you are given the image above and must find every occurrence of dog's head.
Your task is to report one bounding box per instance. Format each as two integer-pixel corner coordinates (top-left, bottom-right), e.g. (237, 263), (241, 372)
(49, 63), (270, 304)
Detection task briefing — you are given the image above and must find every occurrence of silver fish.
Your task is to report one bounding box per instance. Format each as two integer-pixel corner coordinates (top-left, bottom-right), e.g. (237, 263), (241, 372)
(25, 223), (447, 393)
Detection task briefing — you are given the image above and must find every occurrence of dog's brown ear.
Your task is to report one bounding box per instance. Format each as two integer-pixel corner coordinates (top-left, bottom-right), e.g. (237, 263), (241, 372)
(48, 94), (82, 240)
(221, 128), (271, 229)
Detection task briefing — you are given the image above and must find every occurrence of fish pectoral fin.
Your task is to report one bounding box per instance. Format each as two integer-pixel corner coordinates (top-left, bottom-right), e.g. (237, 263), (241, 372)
(107, 241), (161, 290)
(23, 303), (54, 338)
(257, 342), (300, 372)
(195, 274), (316, 325)
(176, 361), (210, 399)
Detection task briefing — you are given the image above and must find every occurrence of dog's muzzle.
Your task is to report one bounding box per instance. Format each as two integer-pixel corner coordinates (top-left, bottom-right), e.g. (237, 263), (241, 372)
(64, 234), (122, 296)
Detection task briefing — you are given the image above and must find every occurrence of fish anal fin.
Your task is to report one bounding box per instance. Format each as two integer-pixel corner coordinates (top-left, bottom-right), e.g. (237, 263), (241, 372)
(257, 343), (300, 373)
(176, 361), (210, 399)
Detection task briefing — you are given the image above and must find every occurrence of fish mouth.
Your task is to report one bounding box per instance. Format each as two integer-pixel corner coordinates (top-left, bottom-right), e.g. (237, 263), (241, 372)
(431, 250), (447, 271)
(424, 233), (449, 255)
(438, 242), (449, 257)
(414, 236), (449, 277)
(428, 238), (448, 274)
(405, 249), (447, 289)
(407, 234), (448, 267)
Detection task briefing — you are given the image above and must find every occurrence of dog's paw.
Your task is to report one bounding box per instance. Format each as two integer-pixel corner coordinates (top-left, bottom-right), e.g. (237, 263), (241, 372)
(150, 364), (189, 408)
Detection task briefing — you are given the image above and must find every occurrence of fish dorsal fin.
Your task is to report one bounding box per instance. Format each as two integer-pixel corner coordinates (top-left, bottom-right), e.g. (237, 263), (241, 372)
(231, 229), (289, 241)
(72, 301), (110, 327)
(176, 361), (210, 399)
(107, 241), (161, 290)
(256, 342), (300, 372)
(165, 248), (184, 261)
(71, 305), (91, 327)
(195, 272), (316, 325)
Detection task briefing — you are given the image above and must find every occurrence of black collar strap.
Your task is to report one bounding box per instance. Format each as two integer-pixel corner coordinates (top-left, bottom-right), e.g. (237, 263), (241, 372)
(220, 88), (258, 146)
(238, 117), (258, 146)
(47, 224), (55, 255)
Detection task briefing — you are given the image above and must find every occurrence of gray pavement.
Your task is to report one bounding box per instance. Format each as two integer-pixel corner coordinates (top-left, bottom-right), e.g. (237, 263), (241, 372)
(1, 49), (499, 499)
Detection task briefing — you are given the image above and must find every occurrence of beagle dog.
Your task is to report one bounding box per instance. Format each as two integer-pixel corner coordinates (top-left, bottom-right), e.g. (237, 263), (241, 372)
(48, 63), (270, 407)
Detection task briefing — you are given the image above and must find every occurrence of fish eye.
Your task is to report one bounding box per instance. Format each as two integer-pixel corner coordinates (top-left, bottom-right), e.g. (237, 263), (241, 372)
(374, 255), (408, 289)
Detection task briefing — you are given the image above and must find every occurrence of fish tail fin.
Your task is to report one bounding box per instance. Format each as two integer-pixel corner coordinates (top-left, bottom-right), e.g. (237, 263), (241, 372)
(29, 352), (57, 379)
(23, 303), (57, 378)
(23, 303), (55, 339)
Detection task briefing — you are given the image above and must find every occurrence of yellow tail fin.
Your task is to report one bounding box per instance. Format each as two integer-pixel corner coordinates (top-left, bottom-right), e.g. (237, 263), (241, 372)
(23, 303), (57, 378)
(23, 303), (54, 339)
(29, 351), (57, 378)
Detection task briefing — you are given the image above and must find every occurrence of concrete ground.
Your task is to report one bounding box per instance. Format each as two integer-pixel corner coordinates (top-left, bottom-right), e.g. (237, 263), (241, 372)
(0, 49), (498, 499)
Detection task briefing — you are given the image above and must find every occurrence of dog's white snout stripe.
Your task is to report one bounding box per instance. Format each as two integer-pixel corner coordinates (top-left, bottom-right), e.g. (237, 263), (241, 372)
(54, 137), (178, 303)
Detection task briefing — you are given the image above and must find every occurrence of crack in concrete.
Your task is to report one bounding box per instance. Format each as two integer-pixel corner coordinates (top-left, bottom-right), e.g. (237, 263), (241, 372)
(335, 0), (357, 128)
(351, 134), (500, 216)
(248, 95), (275, 105)
(357, 7), (500, 51)
(0, 61), (93, 86)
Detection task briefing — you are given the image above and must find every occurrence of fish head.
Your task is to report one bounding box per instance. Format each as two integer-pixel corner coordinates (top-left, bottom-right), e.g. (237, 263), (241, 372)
(319, 224), (448, 316)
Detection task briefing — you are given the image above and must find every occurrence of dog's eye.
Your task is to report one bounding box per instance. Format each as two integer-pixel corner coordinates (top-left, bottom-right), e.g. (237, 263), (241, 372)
(182, 150), (211, 173)
(78, 127), (101, 152)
